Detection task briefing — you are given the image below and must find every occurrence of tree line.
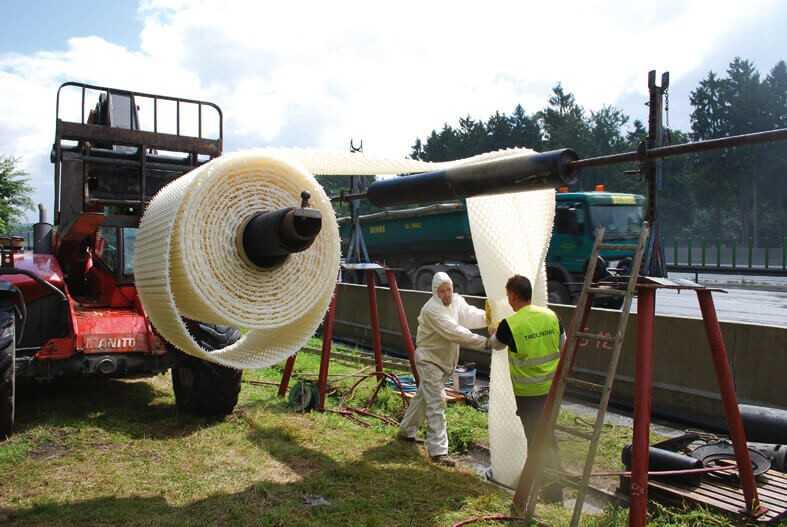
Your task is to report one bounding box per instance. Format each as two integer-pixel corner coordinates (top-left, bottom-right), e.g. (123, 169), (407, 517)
(409, 58), (787, 246)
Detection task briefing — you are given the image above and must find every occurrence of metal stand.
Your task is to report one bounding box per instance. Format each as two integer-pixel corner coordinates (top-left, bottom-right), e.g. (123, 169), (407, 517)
(628, 280), (766, 525)
(515, 277), (766, 526)
(278, 263), (419, 410)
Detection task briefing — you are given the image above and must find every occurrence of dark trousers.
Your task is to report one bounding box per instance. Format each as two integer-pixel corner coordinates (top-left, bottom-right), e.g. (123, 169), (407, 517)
(515, 394), (563, 502)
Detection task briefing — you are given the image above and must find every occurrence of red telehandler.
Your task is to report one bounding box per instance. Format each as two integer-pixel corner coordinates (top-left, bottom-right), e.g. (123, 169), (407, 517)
(0, 82), (243, 439)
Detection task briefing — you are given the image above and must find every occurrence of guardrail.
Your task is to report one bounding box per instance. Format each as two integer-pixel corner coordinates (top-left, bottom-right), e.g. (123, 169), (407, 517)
(666, 237), (787, 276)
(331, 282), (787, 430)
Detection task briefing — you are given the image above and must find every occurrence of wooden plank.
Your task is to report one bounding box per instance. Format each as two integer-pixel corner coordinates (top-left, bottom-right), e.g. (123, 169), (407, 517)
(648, 480), (744, 513)
(701, 480), (787, 509)
(647, 474), (787, 523)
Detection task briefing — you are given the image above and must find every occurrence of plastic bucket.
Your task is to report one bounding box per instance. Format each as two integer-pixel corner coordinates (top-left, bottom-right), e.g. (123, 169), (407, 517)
(452, 367), (477, 394)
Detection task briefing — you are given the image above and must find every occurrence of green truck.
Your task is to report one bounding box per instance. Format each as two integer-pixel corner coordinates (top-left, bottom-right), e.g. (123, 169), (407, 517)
(338, 191), (645, 304)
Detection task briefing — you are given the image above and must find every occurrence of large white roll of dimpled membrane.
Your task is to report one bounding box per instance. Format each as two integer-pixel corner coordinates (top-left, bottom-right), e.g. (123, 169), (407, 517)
(135, 148), (460, 370)
(135, 147), (555, 486)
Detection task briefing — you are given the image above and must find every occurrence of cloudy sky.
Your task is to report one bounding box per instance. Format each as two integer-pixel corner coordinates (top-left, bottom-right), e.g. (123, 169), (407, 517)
(1, 0), (786, 221)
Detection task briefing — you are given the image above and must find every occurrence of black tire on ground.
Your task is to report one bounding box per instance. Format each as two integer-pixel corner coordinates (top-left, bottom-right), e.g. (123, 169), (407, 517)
(547, 280), (571, 305)
(171, 322), (242, 417)
(0, 308), (15, 440)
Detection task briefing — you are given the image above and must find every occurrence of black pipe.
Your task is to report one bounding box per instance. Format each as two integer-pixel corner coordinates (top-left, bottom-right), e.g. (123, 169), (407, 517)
(622, 445), (703, 485)
(33, 204), (53, 255)
(242, 207), (322, 268)
(739, 404), (787, 444)
(366, 149), (578, 208)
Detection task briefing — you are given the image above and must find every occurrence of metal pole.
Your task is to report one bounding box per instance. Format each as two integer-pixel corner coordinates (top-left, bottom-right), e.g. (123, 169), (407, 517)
(366, 270), (385, 379)
(748, 238), (753, 269)
(717, 240), (722, 268)
(630, 286), (655, 527)
(317, 288), (339, 410)
(385, 269), (419, 385)
(701, 240), (706, 268)
(732, 243), (737, 269)
(278, 354), (297, 397)
(696, 290), (764, 516)
(687, 239), (692, 268)
(570, 127), (787, 171)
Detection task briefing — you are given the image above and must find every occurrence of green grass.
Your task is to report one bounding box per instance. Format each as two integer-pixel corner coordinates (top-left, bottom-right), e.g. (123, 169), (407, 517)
(0, 348), (773, 526)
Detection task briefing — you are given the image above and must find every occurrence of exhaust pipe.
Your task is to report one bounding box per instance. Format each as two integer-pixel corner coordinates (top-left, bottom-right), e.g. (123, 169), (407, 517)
(33, 203), (53, 255)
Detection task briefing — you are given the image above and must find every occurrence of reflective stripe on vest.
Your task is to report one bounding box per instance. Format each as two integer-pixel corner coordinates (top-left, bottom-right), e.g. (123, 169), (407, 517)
(506, 305), (561, 397)
(510, 351), (560, 368)
(511, 372), (556, 385)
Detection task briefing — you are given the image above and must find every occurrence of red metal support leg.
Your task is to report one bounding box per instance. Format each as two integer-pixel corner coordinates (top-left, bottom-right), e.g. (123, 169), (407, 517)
(278, 354), (297, 397)
(317, 287), (339, 411)
(384, 269), (419, 385)
(696, 289), (764, 516)
(366, 270), (385, 379)
(630, 286), (655, 527)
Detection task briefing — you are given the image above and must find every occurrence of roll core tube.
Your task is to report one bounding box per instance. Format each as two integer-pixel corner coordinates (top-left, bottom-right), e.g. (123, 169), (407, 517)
(241, 192), (323, 269)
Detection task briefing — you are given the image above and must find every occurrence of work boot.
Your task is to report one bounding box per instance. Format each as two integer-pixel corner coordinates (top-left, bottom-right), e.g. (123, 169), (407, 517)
(396, 432), (417, 443)
(430, 454), (457, 467)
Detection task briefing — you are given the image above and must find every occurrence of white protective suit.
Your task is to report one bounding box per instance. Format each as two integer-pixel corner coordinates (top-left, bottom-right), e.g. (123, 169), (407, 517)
(399, 272), (488, 457)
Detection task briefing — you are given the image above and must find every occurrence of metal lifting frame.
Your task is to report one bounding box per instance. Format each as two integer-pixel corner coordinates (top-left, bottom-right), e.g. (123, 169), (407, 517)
(278, 267), (419, 409)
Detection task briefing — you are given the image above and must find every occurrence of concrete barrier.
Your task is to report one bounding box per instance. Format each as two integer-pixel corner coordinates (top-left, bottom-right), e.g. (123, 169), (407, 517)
(332, 283), (787, 429)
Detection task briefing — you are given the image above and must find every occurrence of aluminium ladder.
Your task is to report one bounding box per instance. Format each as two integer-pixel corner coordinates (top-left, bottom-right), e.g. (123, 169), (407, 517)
(514, 222), (650, 526)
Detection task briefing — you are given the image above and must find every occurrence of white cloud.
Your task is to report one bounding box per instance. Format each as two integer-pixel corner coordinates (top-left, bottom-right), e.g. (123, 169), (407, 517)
(0, 0), (781, 220)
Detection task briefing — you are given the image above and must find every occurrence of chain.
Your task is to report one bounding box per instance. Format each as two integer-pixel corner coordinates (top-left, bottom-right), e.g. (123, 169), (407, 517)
(664, 87), (670, 130)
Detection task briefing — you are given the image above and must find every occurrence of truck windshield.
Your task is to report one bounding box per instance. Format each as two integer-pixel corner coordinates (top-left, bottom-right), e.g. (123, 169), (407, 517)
(590, 205), (643, 239)
(123, 228), (137, 277)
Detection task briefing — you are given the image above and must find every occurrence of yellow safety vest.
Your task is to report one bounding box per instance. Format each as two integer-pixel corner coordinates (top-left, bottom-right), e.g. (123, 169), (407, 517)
(506, 305), (561, 397)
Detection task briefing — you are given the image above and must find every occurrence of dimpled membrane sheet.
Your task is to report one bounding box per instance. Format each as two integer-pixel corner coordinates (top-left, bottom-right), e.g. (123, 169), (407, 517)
(134, 143), (556, 495)
(467, 176), (556, 488)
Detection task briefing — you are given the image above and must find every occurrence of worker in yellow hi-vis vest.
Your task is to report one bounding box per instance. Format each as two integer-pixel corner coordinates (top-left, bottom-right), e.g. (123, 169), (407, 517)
(489, 274), (564, 503)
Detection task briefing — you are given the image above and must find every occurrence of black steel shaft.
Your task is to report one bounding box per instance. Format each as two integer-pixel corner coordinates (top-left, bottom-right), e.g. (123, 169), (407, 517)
(242, 207), (322, 268)
(366, 149), (578, 208)
(571, 127), (787, 170)
(336, 127), (787, 208)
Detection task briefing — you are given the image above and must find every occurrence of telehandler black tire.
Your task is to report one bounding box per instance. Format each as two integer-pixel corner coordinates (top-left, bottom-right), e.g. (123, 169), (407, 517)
(171, 323), (242, 417)
(0, 308), (16, 440)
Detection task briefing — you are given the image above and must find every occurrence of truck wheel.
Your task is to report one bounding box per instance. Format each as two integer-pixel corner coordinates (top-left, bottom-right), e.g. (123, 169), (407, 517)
(547, 280), (571, 305)
(171, 322), (242, 417)
(0, 308), (15, 440)
(448, 271), (468, 295)
(415, 271), (433, 292)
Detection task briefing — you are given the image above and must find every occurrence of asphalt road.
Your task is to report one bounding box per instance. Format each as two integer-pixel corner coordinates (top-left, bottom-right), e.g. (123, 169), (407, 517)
(631, 275), (787, 328)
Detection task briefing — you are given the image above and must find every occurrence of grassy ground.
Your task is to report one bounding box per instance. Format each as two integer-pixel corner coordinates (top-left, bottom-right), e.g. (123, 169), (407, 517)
(0, 346), (770, 526)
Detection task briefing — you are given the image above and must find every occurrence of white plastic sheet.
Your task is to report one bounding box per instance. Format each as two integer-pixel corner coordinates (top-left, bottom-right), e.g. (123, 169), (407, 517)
(467, 188), (556, 488)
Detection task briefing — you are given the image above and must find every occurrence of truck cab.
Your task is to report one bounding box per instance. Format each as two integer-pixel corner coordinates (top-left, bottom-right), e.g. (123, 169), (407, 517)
(547, 191), (645, 304)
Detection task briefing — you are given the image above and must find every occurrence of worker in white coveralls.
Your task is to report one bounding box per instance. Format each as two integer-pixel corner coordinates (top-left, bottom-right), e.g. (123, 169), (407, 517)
(398, 272), (491, 466)
(488, 274), (564, 502)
